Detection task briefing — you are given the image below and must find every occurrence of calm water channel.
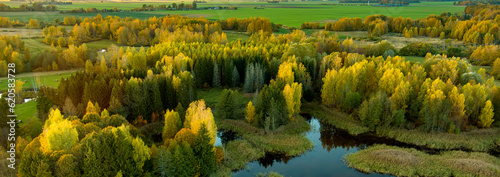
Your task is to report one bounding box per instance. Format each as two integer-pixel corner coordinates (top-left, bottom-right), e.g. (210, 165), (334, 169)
(224, 117), (392, 177)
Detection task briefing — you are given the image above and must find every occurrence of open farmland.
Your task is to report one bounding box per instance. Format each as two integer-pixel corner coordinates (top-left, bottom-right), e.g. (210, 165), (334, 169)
(0, 2), (464, 27)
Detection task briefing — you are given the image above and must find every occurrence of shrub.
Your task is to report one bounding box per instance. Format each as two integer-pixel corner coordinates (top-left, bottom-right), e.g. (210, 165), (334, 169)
(399, 42), (437, 57)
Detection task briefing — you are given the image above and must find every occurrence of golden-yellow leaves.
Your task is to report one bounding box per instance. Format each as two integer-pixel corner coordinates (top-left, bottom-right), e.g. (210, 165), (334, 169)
(184, 100), (217, 146)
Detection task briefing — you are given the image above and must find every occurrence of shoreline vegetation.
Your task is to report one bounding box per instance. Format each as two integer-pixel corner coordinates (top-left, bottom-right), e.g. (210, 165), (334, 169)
(214, 116), (313, 176)
(345, 144), (500, 176)
(304, 102), (500, 153)
(304, 102), (500, 176)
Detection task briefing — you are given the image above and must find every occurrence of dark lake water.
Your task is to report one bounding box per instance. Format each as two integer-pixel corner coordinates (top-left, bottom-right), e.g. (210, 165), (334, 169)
(227, 117), (391, 177)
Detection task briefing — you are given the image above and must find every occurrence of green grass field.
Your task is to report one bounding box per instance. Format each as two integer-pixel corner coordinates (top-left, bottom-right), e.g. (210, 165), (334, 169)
(0, 69), (79, 92)
(0, 2), (464, 27)
(15, 100), (37, 124)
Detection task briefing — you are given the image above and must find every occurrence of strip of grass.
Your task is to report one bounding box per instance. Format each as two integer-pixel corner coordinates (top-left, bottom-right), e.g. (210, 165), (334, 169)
(376, 126), (500, 152)
(345, 144), (500, 176)
(303, 102), (369, 135)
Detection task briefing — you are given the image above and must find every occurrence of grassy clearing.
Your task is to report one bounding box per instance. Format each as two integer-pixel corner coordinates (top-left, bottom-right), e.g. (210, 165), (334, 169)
(15, 100), (37, 125)
(0, 69), (79, 91)
(0, 28), (43, 38)
(345, 144), (500, 177)
(303, 102), (369, 135)
(224, 30), (250, 42)
(84, 39), (120, 51)
(23, 37), (52, 57)
(196, 87), (252, 109)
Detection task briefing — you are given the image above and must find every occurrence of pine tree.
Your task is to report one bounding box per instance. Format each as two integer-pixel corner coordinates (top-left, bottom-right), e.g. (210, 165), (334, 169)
(180, 142), (196, 176)
(176, 102), (186, 123)
(231, 66), (240, 87)
(194, 125), (216, 176)
(212, 62), (221, 88)
(154, 147), (174, 177)
(244, 64), (255, 93)
(217, 89), (237, 119)
(255, 63), (265, 89)
(55, 154), (79, 177)
(37, 91), (54, 122)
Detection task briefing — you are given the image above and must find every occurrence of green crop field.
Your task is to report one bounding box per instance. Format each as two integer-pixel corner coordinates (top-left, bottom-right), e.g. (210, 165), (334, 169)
(0, 2), (464, 27)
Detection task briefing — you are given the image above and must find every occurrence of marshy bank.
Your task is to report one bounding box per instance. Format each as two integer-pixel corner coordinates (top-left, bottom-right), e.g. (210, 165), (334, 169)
(303, 102), (500, 153)
(345, 144), (500, 176)
(214, 102), (500, 176)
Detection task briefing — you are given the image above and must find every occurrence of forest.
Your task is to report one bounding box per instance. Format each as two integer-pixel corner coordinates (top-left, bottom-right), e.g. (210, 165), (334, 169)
(0, 1), (500, 177)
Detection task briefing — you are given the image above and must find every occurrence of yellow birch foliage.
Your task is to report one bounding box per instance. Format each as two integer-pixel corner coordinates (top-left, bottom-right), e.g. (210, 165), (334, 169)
(42, 108), (79, 152)
(14, 80), (24, 96)
(389, 80), (412, 112)
(321, 69), (337, 107)
(478, 100), (494, 128)
(246, 101), (255, 124)
(283, 82), (302, 122)
(379, 68), (404, 95)
(277, 61), (295, 85)
(448, 87), (466, 120)
(184, 100), (217, 146)
(163, 109), (181, 140)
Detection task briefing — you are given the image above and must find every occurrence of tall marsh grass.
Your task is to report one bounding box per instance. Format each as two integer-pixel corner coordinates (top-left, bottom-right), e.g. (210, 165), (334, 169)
(345, 144), (500, 176)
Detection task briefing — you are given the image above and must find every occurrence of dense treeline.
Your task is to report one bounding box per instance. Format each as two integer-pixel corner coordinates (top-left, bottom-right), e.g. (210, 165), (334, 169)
(0, 35), (26, 76)
(339, 0), (420, 3)
(50, 15), (273, 47)
(0, 16), (24, 28)
(0, 2), (57, 12)
(305, 5), (500, 46)
(321, 54), (499, 132)
(60, 2), (236, 14)
(454, 0), (500, 5)
(0, 15), (276, 75)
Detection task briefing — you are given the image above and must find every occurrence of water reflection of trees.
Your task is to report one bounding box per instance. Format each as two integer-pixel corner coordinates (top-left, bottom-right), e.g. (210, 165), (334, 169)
(319, 122), (368, 152)
(256, 152), (294, 168)
(217, 129), (239, 145)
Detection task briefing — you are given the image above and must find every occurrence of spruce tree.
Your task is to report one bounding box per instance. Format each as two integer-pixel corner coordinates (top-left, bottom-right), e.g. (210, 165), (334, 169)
(36, 91), (53, 122)
(244, 64), (255, 93)
(181, 142), (196, 176)
(224, 59), (234, 86)
(194, 125), (215, 176)
(217, 89), (236, 119)
(232, 66), (240, 87)
(212, 62), (221, 88)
